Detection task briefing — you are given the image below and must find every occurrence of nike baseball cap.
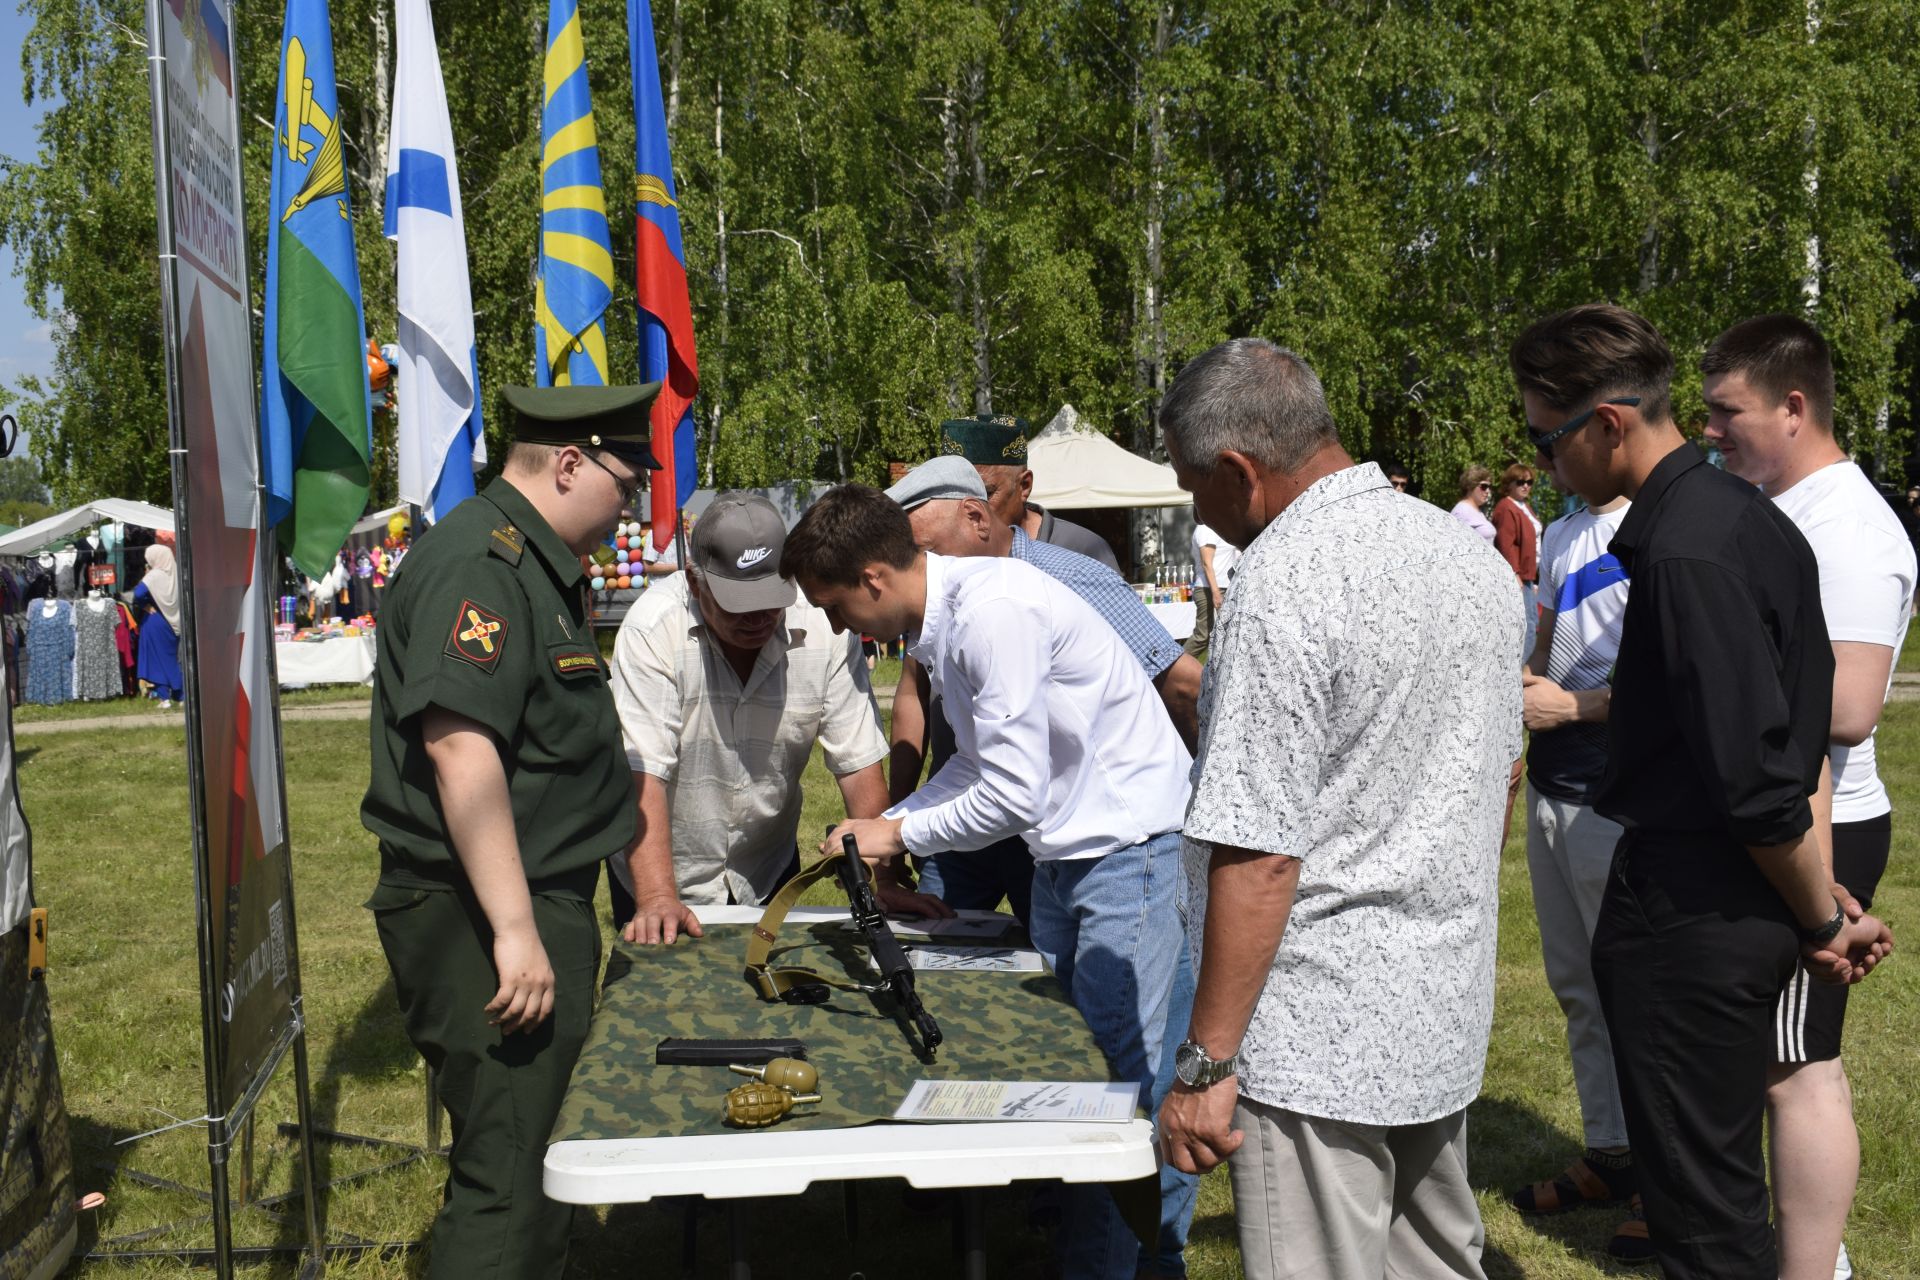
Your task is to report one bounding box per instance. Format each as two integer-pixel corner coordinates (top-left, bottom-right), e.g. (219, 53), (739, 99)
(690, 492), (798, 613)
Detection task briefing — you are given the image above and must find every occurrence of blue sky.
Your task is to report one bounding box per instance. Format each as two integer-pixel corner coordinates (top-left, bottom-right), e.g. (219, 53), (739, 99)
(0, 4), (56, 400)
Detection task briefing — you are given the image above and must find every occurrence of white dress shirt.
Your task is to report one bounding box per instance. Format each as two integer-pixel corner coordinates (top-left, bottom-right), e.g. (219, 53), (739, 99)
(886, 553), (1191, 861)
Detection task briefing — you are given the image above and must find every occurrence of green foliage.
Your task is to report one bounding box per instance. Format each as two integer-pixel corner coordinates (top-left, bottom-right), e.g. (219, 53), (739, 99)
(4, 0), (1919, 507)
(0, 454), (51, 506)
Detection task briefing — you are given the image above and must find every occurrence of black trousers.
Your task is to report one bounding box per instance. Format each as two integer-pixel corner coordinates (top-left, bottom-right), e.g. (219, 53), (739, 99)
(1591, 832), (1799, 1280)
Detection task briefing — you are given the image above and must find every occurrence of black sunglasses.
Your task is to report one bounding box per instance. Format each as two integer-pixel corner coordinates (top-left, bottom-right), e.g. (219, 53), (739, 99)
(1529, 396), (1640, 459)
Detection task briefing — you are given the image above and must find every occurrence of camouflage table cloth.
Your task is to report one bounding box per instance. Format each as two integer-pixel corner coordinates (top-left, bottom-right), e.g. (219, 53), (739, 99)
(550, 922), (1121, 1142)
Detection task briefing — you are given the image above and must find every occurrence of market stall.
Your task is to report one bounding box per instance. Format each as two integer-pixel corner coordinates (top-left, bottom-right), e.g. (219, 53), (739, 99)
(1025, 406), (1199, 636)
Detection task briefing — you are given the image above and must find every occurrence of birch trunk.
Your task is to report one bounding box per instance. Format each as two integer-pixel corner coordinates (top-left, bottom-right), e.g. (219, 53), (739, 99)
(707, 78), (727, 484)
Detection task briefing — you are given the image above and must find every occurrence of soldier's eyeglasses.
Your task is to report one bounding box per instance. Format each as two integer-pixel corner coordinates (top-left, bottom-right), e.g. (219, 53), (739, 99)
(1528, 396), (1640, 460)
(584, 450), (642, 506)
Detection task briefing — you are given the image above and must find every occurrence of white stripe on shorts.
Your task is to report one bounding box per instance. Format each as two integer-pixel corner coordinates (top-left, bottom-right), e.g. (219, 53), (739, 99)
(1775, 968), (1809, 1063)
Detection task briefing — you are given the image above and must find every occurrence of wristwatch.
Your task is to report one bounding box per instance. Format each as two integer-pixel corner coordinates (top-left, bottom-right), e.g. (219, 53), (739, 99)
(1173, 1038), (1239, 1088)
(1799, 900), (1846, 947)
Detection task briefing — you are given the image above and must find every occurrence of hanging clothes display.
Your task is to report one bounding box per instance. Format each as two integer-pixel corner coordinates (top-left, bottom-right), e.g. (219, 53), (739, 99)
(73, 598), (121, 701)
(113, 600), (138, 696)
(132, 546), (182, 701)
(24, 600), (73, 705)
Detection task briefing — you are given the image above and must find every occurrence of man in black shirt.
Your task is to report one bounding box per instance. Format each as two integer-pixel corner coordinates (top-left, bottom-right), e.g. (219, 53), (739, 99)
(1508, 305), (1892, 1280)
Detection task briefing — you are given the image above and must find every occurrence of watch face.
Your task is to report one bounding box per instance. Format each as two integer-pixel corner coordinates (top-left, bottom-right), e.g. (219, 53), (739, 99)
(1174, 1040), (1204, 1085)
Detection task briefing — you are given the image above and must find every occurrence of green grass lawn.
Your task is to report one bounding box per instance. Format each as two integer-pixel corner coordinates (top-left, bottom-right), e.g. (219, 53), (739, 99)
(22, 702), (1920, 1277)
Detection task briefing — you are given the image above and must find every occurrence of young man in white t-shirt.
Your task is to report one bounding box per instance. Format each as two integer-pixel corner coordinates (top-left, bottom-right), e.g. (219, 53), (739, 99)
(1506, 454), (1647, 1258)
(1702, 315), (1916, 1280)
(1182, 523), (1238, 657)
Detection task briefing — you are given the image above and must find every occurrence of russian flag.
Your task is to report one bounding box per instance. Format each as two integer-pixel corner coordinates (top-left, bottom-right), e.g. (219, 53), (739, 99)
(628, 0), (698, 542)
(384, 0), (484, 522)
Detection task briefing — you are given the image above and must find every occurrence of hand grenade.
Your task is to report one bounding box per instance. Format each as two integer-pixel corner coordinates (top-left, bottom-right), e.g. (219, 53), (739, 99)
(728, 1058), (819, 1093)
(724, 1081), (822, 1128)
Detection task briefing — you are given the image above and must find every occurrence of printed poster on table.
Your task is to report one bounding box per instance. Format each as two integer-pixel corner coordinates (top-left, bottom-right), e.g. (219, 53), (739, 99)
(147, 0), (296, 1112)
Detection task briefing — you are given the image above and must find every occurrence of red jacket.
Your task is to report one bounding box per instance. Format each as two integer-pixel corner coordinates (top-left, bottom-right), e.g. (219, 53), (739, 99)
(1492, 497), (1538, 583)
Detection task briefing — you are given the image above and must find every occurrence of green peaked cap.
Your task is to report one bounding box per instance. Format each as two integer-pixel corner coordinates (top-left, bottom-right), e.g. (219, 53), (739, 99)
(501, 383), (665, 469)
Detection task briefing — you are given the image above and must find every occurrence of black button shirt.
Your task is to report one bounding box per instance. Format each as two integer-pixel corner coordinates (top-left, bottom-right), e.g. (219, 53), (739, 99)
(1593, 443), (1832, 848)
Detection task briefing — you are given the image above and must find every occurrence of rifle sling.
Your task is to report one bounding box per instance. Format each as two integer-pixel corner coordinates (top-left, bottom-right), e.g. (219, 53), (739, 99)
(744, 853), (882, 1002)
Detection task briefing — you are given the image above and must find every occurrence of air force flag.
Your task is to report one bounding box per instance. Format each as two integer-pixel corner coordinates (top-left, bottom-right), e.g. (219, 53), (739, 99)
(384, 0), (484, 523)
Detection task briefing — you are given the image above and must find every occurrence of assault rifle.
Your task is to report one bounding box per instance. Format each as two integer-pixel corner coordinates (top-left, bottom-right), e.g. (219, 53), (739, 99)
(836, 832), (943, 1057)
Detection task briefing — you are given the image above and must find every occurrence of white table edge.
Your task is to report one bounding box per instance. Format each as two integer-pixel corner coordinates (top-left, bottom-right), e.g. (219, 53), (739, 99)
(543, 1119), (1156, 1204)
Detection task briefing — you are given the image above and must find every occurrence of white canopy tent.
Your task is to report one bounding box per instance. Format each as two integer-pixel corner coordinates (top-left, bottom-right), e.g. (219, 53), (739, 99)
(1025, 405), (1190, 509)
(0, 498), (176, 557)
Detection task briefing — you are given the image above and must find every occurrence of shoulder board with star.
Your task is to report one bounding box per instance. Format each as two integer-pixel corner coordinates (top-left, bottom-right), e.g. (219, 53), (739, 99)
(488, 523), (525, 566)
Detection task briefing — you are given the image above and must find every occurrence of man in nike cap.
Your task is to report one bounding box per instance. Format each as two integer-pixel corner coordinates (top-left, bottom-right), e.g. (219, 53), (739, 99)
(606, 491), (950, 941)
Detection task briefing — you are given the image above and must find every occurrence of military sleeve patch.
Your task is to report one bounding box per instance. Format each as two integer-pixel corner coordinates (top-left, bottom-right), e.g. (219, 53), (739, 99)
(446, 600), (509, 670)
(553, 650), (601, 679)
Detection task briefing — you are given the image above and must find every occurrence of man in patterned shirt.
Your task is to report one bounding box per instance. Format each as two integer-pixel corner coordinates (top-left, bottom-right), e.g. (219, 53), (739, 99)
(1155, 338), (1522, 1280)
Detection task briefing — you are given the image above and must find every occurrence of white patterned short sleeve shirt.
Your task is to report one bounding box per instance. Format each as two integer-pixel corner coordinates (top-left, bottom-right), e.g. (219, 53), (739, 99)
(1184, 463), (1523, 1127)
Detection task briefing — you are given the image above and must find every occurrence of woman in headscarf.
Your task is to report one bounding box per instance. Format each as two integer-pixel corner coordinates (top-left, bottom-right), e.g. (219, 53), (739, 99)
(132, 543), (183, 707)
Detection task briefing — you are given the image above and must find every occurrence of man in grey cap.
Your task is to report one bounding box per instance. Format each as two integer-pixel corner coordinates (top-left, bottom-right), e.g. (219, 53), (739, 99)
(607, 491), (950, 942)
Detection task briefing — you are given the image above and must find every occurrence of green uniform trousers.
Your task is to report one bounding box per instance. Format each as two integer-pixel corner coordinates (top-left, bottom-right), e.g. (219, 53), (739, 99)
(371, 883), (600, 1280)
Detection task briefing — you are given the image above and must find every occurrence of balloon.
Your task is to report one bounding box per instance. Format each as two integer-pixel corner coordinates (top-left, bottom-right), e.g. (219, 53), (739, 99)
(591, 576), (606, 592)
(616, 536), (629, 551)
(388, 513), (410, 540)
(617, 575), (632, 590)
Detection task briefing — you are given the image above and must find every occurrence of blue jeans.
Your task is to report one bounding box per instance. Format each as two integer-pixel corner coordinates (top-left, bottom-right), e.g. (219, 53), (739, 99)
(914, 836), (1036, 925)
(1029, 830), (1193, 1280)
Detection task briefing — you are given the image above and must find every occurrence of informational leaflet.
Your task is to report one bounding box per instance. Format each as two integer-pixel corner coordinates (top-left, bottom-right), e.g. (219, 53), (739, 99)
(902, 945), (1045, 973)
(893, 1080), (1139, 1123)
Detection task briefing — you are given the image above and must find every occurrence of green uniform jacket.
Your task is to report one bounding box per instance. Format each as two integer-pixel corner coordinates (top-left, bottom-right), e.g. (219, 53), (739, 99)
(361, 478), (636, 896)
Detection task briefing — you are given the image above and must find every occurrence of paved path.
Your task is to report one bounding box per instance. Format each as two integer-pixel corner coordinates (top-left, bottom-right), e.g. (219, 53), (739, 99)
(16, 683), (906, 736)
(15, 700), (372, 736)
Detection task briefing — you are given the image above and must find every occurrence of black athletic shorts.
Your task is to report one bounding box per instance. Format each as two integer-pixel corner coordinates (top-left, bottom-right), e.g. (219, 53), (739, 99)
(1771, 813), (1892, 1065)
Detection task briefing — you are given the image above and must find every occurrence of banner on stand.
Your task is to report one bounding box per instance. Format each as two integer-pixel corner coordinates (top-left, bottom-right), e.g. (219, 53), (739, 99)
(148, 0), (297, 1114)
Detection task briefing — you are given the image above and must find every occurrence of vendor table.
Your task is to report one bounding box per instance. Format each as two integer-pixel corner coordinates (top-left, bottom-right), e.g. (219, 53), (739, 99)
(544, 905), (1156, 1278)
(1145, 600), (1196, 640)
(274, 632), (376, 687)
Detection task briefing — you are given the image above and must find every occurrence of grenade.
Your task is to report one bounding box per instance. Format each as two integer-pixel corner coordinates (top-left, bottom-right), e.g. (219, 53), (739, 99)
(724, 1082), (822, 1128)
(728, 1058), (818, 1093)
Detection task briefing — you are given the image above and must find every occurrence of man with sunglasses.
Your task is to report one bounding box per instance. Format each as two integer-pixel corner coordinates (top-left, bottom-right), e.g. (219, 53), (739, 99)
(362, 384), (665, 1279)
(1509, 306), (1892, 1279)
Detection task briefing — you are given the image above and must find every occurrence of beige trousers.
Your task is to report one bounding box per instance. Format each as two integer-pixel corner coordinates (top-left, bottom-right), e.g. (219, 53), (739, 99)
(1230, 1099), (1487, 1280)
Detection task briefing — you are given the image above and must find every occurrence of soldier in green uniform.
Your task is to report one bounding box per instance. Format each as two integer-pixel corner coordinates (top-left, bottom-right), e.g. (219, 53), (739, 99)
(361, 383), (659, 1279)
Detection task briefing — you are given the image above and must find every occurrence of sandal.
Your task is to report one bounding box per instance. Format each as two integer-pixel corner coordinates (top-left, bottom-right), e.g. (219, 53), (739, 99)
(1606, 1194), (1657, 1264)
(1509, 1154), (1633, 1214)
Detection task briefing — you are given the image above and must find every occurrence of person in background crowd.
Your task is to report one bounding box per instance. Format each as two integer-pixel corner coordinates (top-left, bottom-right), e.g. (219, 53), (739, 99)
(784, 483), (1192, 1280)
(359, 384), (659, 1280)
(1492, 463), (1543, 659)
(1510, 304), (1891, 1280)
(1506, 438), (1641, 1258)
(1451, 465), (1497, 543)
(1384, 459), (1413, 493)
(1155, 338), (1521, 1280)
(132, 543), (182, 707)
(1183, 521), (1238, 659)
(884, 454), (1201, 1276)
(606, 492), (946, 943)
(1701, 314), (1916, 1280)
(940, 413), (1122, 572)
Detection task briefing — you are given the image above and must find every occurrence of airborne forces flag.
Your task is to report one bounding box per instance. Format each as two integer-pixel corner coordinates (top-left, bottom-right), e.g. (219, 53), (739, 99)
(262, 0), (373, 578)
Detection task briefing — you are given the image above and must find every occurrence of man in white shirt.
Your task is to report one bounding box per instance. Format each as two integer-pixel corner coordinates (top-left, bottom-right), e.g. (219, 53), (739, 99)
(607, 492), (946, 944)
(781, 483), (1193, 1280)
(1183, 523), (1238, 657)
(1155, 338), (1521, 1280)
(1506, 460), (1642, 1248)
(1702, 315), (1916, 1280)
